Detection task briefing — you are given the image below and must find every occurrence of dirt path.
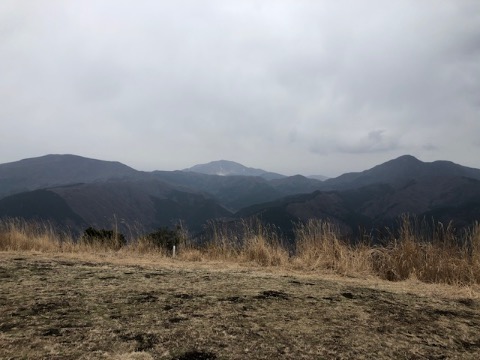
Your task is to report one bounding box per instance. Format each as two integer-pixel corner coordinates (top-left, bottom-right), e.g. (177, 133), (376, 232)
(1, 252), (480, 359)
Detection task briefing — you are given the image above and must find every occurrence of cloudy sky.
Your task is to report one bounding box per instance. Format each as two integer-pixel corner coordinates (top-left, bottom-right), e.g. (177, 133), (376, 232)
(1, 1), (479, 177)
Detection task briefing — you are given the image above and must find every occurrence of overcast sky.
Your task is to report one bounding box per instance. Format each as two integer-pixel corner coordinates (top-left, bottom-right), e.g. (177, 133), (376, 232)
(1, 1), (479, 177)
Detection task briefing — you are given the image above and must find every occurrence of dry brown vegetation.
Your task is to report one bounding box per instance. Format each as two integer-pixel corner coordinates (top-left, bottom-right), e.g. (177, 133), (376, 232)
(1, 218), (480, 359)
(1, 217), (480, 286)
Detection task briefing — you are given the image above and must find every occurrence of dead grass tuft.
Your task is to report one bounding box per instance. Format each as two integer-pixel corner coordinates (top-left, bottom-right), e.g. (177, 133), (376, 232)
(372, 218), (480, 285)
(293, 219), (373, 276)
(0, 219), (68, 252)
(178, 248), (204, 262)
(242, 234), (289, 266)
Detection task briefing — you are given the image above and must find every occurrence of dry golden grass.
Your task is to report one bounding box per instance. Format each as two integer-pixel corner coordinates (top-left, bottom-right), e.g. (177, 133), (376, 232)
(1, 252), (479, 359)
(1, 217), (480, 286)
(293, 219), (373, 276)
(372, 218), (480, 285)
(198, 220), (289, 267)
(0, 219), (70, 252)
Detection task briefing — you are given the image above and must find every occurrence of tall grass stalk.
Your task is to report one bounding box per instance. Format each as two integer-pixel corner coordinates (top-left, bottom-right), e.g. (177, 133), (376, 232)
(372, 217), (480, 285)
(0, 219), (72, 252)
(202, 220), (241, 260)
(240, 220), (289, 266)
(293, 219), (373, 275)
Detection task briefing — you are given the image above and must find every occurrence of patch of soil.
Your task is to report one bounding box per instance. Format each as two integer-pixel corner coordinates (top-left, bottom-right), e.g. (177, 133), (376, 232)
(255, 290), (289, 300)
(172, 350), (217, 360)
(118, 332), (158, 352)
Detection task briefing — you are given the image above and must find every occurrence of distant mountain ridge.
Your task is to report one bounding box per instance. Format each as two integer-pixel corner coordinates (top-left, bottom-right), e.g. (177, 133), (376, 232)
(183, 160), (286, 180)
(0, 154), (479, 240)
(307, 174), (329, 181)
(321, 155), (480, 190)
(0, 154), (139, 198)
(237, 155), (480, 239)
(0, 154), (324, 233)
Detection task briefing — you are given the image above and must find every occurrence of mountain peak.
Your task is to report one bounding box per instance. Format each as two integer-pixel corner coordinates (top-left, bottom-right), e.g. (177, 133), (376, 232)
(0, 154), (138, 198)
(183, 160), (285, 180)
(393, 154), (421, 161)
(387, 154), (422, 165)
(371, 154), (423, 173)
(323, 154), (480, 190)
(12, 154), (134, 169)
(183, 160), (251, 176)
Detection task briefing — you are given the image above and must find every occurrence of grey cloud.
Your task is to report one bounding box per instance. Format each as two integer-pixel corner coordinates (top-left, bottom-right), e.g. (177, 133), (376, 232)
(422, 144), (438, 151)
(336, 130), (400, 154)
(308, 129), (400, 155)
(73, 64), (125, 103)
(1, 1), (480, 175)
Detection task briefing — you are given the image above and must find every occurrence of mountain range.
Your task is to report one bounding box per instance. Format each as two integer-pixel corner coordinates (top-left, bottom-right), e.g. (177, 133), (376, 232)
(1, 154), (479, 240)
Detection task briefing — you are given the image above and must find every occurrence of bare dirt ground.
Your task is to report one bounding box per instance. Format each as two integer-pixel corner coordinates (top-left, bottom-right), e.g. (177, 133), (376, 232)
(1, 252), (480, 359)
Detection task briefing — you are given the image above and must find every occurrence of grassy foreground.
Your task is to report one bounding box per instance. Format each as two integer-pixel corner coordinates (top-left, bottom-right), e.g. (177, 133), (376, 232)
(1, 218), (480, 358)
(1, 252), (480, 359)
(1, 217), (480, 285)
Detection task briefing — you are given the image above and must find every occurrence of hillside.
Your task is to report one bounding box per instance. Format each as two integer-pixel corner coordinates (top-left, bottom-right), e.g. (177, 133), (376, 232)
(237, 156), (480, 238)
(0, 154), (140, 198)
(0, 189), (87, 229)
(0, 180), (232, 234)
(321, 154), (480, 190)
(151, 170), (284, 211)
(269, 175), (324, 195)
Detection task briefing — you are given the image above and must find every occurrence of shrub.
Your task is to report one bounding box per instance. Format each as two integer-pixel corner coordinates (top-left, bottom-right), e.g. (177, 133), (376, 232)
(145, 227), (182, 252)
(81, 227), (126, 250)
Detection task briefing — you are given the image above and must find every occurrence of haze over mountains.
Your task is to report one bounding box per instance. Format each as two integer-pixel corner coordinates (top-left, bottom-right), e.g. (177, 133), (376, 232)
(183, 160), (286, 180)
(1, 154), (479, 240)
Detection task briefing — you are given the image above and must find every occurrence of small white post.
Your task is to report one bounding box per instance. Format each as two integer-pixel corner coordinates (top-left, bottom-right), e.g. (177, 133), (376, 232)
(172, 245), (176, 258)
